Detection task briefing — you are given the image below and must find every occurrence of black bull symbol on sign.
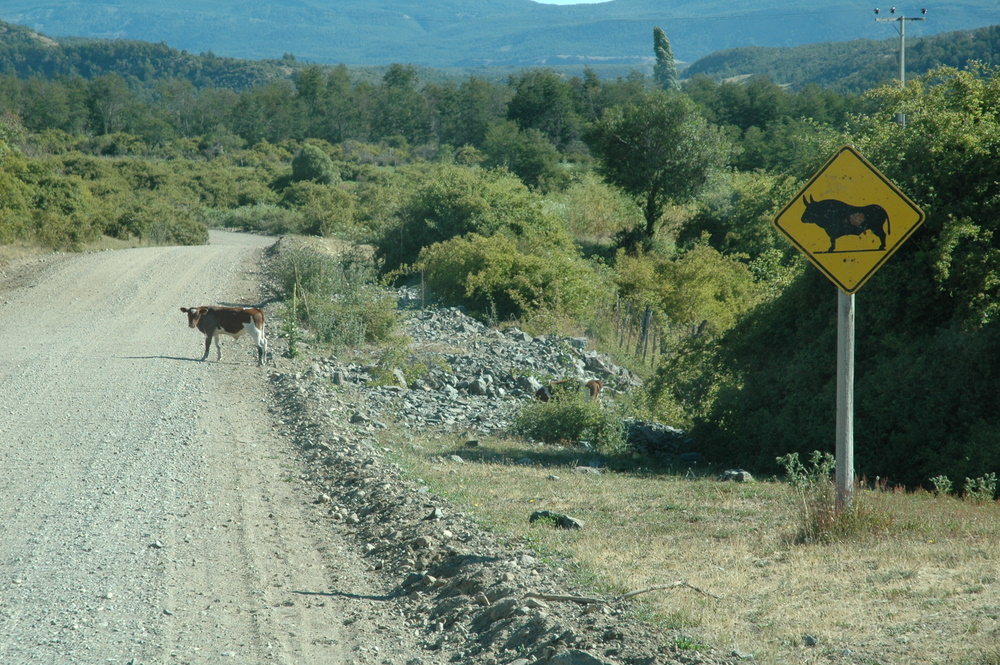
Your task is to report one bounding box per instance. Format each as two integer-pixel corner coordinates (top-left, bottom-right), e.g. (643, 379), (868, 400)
(800, 195), (891, 253)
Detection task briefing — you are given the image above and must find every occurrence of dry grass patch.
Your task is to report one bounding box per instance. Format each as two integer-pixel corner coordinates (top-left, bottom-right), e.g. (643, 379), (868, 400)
(383, 429), (1000, 665)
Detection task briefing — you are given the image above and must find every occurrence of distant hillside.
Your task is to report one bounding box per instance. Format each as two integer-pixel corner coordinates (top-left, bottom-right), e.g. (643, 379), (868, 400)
(0, 22), (293, 89)
(1, 0), (999, 69)
(685, 24), (1000, 92)
(0, 19), (997, 94)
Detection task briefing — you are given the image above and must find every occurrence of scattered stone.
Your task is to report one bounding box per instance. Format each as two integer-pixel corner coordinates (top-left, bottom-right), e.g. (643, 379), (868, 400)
(529, 510), (585, 530)
(392, 368), (408, 389)
(720, 469), (754, 482)
(804, 634), (819, 647)
(550, 649), (614, 665)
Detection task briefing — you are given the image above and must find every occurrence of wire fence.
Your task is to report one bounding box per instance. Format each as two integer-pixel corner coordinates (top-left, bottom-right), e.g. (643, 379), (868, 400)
(612, 299), (659, 366)
(609, 298), (708, 366)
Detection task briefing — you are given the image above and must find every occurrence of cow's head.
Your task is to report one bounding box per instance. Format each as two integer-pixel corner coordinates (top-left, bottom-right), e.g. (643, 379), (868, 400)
(180, 306), (207, 328)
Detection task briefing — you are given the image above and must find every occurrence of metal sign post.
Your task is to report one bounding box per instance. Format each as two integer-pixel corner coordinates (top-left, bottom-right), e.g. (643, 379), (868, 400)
(836, 291), (855, 511)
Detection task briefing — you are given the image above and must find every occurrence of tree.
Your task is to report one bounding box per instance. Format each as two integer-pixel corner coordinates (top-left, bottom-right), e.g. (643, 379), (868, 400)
(653, 27), (678, 91)
(585, 90), (730, 245)
(370, 64), (432, 145)
(506, 69), (580, 150)
(86, 74), (137, 135)
(482, 120), (560, 189)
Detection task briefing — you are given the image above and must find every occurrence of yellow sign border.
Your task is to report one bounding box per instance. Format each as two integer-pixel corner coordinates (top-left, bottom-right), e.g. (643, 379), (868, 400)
(773, 145), (925, 294)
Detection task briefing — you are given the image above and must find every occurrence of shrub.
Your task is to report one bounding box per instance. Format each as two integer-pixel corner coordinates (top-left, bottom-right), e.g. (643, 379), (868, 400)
(963, 473), (998, 503)
(513, 392), (626, 455)
(549, 171), (642, 246)
(416, 232), (611, 322)
(777, 450), (835, 490)
(273, 242), (397, 348)
(778, 451), (896, 544)
(279, 181), (358, 237)
(929, 474), (953, 497)
(205, 203), (305, 235)
(376, 163), (568, 272)
(291, 143), (339, 185)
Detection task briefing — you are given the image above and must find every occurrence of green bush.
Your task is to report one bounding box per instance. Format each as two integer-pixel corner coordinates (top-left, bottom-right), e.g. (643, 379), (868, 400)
(157, 215), (209, 246)
(376, 163), (568, 272)
(963, 473), (998, 503)
(274, 242), (398, 348)
(291, 143), (340, 185)
(205, 203), (305, 235)
(513, 391), (626, 455)
(279, 181), (358, 237)
(0, 143), (34, 243)
(416, 232), (612, 322)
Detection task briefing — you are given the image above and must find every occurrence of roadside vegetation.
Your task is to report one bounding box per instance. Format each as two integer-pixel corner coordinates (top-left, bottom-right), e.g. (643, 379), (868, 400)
(3, 28), (1000, 662)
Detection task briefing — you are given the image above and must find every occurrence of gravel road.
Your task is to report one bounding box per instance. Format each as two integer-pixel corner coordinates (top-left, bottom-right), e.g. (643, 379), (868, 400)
(0, 231), (423, 664)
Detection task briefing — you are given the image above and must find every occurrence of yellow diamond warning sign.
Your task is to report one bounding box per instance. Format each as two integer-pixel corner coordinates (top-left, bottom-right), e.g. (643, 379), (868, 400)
(773, 145), (925, 294)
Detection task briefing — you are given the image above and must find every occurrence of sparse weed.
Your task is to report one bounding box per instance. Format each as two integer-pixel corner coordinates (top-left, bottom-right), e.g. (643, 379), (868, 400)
(930, 474), (954, 497)
(963, 473), (997, 504)
(381, 427), (1000, 665)
(780, 451), (896, 544)
(672, 634), (709, 651)
(776, 450), (835, 490)
(273, 240), (398, 348)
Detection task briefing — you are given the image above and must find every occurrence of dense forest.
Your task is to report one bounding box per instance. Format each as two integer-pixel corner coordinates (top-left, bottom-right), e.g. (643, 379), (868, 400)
(0, 21), (998, 494)
(686, 24), (1000, 92)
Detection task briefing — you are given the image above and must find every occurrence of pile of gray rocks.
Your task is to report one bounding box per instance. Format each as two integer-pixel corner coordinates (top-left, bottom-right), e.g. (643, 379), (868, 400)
(297, 305), (689, 455)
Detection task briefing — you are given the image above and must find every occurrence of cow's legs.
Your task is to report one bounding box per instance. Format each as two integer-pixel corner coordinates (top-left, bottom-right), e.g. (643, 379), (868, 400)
(214, 334), (224, 361)
(200, 334), (212, 361)
(242, 321), (267, 366)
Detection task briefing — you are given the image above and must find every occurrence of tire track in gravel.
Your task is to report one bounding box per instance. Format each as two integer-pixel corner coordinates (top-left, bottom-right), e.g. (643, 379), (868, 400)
(0, 231), (419, 665)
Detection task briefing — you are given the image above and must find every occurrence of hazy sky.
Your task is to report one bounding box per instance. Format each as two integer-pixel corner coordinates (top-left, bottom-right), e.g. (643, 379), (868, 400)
(532, 0), (612, 4)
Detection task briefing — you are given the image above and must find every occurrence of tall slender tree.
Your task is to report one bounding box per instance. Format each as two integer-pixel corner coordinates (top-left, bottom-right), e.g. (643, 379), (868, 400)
(653, 26), (678, 91)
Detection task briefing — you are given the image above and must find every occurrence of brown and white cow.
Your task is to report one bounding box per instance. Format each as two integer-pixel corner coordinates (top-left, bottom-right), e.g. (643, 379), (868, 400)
(180, 306), (267, 366)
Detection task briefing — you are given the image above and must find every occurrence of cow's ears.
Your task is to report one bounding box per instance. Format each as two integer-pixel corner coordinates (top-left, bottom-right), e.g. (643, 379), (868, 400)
(180, 307), (188, 313)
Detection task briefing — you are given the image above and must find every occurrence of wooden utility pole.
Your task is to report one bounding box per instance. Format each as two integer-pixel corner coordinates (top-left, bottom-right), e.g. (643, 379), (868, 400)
(875, 7), (927, 126)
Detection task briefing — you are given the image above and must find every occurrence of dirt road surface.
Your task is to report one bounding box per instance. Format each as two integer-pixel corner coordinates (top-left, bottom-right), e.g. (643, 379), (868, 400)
(0, 232), (423, 664)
